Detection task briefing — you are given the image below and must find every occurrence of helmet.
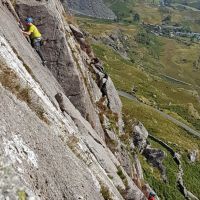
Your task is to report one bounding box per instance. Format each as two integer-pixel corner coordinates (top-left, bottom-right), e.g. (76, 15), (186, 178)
(149, 192), (156, 197)
(25, 17), (33, 23)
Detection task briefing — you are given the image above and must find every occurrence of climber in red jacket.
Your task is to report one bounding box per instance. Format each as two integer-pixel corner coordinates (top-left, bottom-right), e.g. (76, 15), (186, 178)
(148, 191), (156, 200)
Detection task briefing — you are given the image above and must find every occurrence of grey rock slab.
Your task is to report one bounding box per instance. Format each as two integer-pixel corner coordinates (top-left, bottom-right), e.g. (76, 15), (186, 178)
(16, 0), (105, 139)
(0, 1), (147, 199)
(0, 86), (103, 200)
(115, 145), (134, 178)
(69, 24), (84, 38)
(106, 77), (124, 133)
(134, 154), (144, 180)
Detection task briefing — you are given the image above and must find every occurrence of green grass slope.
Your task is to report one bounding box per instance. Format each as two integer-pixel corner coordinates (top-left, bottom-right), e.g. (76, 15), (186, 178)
(76, 1), (200, 198)
(78, 17), (200, 131)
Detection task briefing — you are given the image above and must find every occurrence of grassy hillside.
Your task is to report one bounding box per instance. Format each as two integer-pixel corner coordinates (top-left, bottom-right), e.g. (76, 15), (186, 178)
(104, 0), (200, 31)
(78, 18), (200, 130)
(121, 97), (200, 199)
(76, 1), (200, 198)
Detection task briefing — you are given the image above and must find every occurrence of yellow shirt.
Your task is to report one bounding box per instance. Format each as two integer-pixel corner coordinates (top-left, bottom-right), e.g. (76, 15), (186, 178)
(28, 24), (41, 39)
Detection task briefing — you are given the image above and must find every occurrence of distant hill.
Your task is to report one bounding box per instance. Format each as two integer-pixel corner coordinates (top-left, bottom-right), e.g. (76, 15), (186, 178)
(64, 0), (116, 19)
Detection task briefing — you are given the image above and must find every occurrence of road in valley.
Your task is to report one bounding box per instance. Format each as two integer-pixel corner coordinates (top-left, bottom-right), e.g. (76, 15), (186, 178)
(118, 90), (200, 138)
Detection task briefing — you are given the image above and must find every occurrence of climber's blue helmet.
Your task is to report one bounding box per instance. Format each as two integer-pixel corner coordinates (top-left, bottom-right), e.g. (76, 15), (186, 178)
(25, 17), (33, 23)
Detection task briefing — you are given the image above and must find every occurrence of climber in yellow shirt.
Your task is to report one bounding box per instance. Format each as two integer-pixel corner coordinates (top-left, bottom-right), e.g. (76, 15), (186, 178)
(22, 17), (46, 65)
(27, 23), (41, 39)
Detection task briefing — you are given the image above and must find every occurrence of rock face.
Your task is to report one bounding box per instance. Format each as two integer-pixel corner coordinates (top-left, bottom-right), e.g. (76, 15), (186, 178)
(100, 31), (129, 59)
(0, 0), (146, 199)
(134, 154), (144, 180)
(16, 0), (105, 140)
(63, 0), (116, 20)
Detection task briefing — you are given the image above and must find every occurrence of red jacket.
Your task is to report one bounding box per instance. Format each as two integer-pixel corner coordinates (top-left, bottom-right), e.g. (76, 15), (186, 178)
(148, 197), (155, 200)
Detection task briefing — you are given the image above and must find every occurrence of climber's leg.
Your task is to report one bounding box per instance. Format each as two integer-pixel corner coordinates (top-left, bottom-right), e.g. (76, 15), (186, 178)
(32, 38), (47, 65)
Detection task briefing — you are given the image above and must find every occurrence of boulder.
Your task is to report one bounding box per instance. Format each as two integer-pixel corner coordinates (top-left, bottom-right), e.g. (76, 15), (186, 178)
(188, 150), (199, 163)
(101, 33), (128, 59)
(69, 24), (84, 38)
(133, 122), (148, 152)
(143, 146), (166, 181)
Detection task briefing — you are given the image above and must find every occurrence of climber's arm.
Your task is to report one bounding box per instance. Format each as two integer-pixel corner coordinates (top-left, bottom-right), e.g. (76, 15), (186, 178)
(22, 30), (31, 36)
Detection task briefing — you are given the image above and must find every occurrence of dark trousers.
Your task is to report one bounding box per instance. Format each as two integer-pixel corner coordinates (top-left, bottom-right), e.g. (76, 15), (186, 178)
(31, 38), (45, 62)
